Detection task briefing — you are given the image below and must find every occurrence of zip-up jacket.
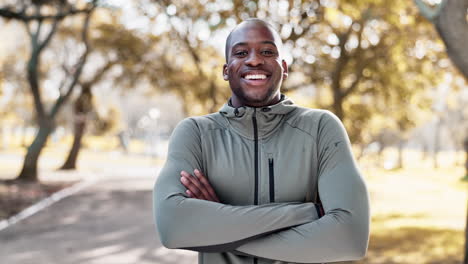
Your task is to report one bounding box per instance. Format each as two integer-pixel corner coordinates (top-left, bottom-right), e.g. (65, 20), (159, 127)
(153, 97), (370, 264)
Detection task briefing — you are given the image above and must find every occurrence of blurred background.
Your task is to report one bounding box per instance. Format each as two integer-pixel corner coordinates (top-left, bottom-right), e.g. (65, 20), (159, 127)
(0, 0), (467, 263)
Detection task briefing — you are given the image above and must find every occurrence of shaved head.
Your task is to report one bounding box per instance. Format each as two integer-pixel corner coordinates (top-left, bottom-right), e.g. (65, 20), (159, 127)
(222, 18), (288, 107)
(225, 18), (282, 62)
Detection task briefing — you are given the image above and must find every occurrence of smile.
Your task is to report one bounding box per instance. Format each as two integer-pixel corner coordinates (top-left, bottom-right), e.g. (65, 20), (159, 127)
(244, 74), (267, 80)
(240, 71), (271, 86)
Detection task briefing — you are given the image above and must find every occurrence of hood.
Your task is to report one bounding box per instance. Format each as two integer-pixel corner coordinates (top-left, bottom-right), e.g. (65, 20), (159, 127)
(218, 95), (297, 140)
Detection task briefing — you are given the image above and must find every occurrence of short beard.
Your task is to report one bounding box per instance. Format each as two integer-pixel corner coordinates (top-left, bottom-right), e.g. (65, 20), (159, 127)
(232, 85), (279, 107)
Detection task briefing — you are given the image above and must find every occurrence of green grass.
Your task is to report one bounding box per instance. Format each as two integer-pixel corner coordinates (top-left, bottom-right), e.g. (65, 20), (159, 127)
(352, 149), (467, 264)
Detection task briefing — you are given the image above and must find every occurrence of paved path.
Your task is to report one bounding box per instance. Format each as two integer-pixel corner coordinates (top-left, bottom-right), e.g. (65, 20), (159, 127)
(0, 168), (197, 264)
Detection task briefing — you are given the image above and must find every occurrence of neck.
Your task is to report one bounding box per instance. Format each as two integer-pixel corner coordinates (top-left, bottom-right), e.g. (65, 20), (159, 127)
(230, 94), (281, 108)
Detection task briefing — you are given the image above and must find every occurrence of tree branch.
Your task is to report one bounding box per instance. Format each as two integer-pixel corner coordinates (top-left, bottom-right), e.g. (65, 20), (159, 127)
(288, 1), (324, 41)
(171, 21), (205, 77)
(342, 73), (363, 98)
(50, 5), (95, 118)
(432, 0), (468, 81)
(26, 22), (45, 121)
(330, 19), (357, 97)
(57, 65), (69, 94)
(343, 35), (384, 99)
(82, 59), (117, 87)
(37, 18), (59, 53)
(0, 5), (27, 20)
(37, 2), (66, 53)
(22, 19), (32, 41)
(0, 6), (94, 22)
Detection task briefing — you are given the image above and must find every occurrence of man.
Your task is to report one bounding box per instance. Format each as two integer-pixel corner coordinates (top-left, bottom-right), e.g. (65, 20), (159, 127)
(154, 18), (370, 264)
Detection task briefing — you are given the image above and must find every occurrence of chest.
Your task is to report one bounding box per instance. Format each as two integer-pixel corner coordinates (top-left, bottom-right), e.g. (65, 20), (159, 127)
(201, 126), (318, 206)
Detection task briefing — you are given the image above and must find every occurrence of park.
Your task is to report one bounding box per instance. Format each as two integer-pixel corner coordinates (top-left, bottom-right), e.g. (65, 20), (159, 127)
(0, 0), (467, 263)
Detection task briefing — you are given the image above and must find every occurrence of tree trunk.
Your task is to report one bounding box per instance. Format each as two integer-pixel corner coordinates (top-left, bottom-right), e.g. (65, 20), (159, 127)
(3, 2), (95, 182)
(60, 115), (86, 170)
(60, 85), (93, 170)
(465, 137), (468, 264)
(465, 136), (468, 179)
(377, 141), (386, 167)
(465, 200), (468, 264)
(17, 121), (53, 181)
(421, 141), (428, 161)
(356, 143), (366, 161)
(208, 78), (218, 113)
(397, 139), (404, 169)
(433, 117), (441, 169)
(0, 126), (5, 150)
(414, 1), (468, 261)
(415, 0), (468, 81)
(332, 94), (344, 120)
(434, 0), (468, 81)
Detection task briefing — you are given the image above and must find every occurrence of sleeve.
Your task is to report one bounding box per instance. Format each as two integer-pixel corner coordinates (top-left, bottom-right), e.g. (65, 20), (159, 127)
(233, 111), (370, 263)
(153, 118), (320, 252)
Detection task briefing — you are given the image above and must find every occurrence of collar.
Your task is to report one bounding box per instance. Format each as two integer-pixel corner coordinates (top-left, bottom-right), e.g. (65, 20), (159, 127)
(218, 95), (297, 140)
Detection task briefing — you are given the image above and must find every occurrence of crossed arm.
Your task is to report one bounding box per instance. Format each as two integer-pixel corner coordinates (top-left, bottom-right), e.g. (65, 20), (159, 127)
(153, 115), (370, 263)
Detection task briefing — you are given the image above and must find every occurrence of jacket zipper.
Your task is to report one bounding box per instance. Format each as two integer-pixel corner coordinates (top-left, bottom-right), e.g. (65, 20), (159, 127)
(252, 108), (259, 206)
(252, 109), (258, 264)
(268, 158), (275, 203)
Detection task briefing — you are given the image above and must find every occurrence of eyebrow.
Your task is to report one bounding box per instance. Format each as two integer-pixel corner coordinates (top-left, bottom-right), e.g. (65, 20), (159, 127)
(231, 41), (277, 50)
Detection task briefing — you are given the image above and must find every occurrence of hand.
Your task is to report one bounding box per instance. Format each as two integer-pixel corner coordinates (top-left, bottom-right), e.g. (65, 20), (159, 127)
(180, 169), (220, 202)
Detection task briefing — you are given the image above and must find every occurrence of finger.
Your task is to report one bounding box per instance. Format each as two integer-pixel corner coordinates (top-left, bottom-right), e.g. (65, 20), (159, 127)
(181, 171), (210, 200)
(180, 175), (196, 196)
(194, 169), (219, 201)
(186, 190), (194, 198)
(193, 170), (219, 202)
(180, 172), (206, 200)
(185, 173), (212, 201)
(192, 169), (217, 202)
(182, 176), (205, 199)
(194, 169), (220, 202)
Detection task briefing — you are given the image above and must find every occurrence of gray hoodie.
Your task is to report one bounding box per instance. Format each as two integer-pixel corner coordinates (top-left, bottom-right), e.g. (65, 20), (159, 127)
(153, 97), (370, 264)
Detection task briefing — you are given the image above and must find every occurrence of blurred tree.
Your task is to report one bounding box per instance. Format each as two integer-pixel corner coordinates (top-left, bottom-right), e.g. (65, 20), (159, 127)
(414, 1), (468, 262)
(0, 67), (3, 97)
(276, 0), (442, 146)
(148, 0), (443, 149)
(466, 135), (468, 264)
(0, 0), (98, 181)
(57, 15), (166, 169)
(147, 0), (232, 114)
(414, 0), (468, 80)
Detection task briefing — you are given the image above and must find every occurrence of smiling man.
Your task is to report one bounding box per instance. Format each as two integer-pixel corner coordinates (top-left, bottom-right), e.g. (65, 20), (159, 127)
(154, 18), (370, 264)
(223, 20), (287, 108)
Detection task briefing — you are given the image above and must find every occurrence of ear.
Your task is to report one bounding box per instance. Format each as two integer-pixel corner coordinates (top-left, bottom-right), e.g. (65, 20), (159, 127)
(282, 60), (288, 80)
(223, 64), (229, 81)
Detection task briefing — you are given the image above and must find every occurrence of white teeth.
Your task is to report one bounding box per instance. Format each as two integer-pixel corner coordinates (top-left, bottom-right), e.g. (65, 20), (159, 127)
(245, 74), (267, 80)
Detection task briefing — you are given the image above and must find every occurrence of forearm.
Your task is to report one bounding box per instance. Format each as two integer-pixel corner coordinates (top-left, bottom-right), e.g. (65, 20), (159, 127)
(234, 156), (370, 263)
(154, 146), (321, 252)
(234, 206), (369, 263)
(154, 185), (319, 251)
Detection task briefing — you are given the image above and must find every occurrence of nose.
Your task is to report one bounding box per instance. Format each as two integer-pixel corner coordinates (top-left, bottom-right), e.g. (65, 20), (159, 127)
(245, 52), (264, 67)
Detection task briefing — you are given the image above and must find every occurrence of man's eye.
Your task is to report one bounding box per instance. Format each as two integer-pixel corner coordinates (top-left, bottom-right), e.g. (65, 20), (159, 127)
(261, 50), (276, 56)
(234, 51), (248, 57)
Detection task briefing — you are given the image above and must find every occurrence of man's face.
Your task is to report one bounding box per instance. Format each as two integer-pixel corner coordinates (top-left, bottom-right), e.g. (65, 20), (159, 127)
(223, 22), (288, 107)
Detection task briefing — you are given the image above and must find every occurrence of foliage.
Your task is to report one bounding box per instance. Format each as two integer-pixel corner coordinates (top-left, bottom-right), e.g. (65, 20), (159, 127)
(146, 0), (447, 146)
(0, 0), (459, 176)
